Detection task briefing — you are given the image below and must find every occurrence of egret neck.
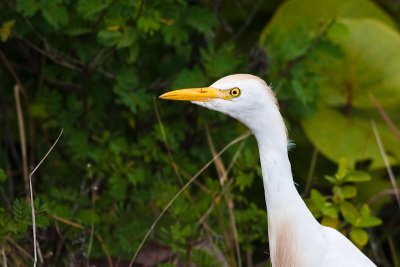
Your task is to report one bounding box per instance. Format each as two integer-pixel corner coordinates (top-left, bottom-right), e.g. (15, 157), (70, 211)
(249, 101), (325, 266)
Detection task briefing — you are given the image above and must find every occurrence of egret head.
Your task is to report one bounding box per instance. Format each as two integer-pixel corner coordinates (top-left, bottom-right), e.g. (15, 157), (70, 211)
(159, 74), (279, 129)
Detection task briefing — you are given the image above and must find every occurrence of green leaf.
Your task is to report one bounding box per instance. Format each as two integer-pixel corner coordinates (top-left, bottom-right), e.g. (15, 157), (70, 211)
(321, 216), (340, 229)
(340, 201), (358, 224)
(359, 204), (370, 217)
(172, 68), (206, 89)
(260, 0), (396, 45)
(13, 198), (31, 224)
(16, 0), (41, 16)
(343, 171), (371, 183)
(350, 228), (368, 247)
(185, 7), (217, 37)
(333, 186), (357, 202)
(301, 19), (400, 168)
(357, 204), (382, 227)
(336, 158), (348, 180)
(137, 12), (161, 34)
(97, 30), (121, 47)
(127, 43), (139, 63)
(324, 175), (337, 184)
(327, 21), (349, 41)
(41, 4), (69, 29)
(357, 216), (382, 227)
(342, 185), (357, 199)
(116, 27), (136, 49)
(310, 189), (325, 210)
(0, 169), (7, 182)
(77, 0), (110, 19)
(235, 171), (254, 191)
(322, 204), (338, 219)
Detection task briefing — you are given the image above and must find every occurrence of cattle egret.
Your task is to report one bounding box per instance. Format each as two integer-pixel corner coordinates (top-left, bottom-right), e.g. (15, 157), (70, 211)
(159, 74), (376, 267)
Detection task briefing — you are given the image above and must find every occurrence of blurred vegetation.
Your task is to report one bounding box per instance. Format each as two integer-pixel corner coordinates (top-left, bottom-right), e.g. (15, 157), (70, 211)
(0, 0), (399, 266)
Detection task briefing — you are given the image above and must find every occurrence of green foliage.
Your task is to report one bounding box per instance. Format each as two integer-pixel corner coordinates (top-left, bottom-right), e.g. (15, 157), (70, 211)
(306, 158), (382, 248)
(261, 0), (400, 168)
(0, 0), (399, 266)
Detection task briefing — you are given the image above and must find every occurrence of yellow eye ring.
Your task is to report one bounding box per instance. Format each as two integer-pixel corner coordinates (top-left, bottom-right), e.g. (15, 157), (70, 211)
(230, 88), (241, 97)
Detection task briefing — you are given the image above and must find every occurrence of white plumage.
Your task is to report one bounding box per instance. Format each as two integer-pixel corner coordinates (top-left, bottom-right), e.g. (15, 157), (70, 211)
(160, 74), (376, 267)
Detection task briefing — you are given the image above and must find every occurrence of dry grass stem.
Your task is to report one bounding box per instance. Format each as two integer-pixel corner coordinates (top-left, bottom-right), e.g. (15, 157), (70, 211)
(370, 94), (400, 140)
(205, 125), (245, 267)
(371, 121), (400, 210)
(29, 129), (63, 267)
(14, 85), (29, 194)
(1, 247), (7, 267)
(5, 236), (33, 261)
(129, 131), (251, 267)
(49, 214), (113, 267)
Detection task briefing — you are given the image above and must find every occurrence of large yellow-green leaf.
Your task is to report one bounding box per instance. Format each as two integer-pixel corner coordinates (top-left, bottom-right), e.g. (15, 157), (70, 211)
(302, 19), (400, 168)
(319, 19), (400, 109)
(260, 0), (396, 44)
(302, 107), (399, 168)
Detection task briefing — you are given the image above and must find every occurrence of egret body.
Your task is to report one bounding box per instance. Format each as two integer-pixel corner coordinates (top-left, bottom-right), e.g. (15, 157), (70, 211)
(160, 74), (376, 267)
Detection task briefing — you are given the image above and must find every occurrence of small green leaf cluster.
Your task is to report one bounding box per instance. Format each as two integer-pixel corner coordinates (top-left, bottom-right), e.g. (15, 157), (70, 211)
(306, 159), (382, 248)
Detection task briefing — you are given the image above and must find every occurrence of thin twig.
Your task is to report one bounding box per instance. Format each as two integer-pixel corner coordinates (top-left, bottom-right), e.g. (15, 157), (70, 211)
(369, 94), (400, 141)
(371, 121), (400, 210)
(29, 129), (64, 267)
(367, 188), (400, 205)
(129, 131), (251, 267)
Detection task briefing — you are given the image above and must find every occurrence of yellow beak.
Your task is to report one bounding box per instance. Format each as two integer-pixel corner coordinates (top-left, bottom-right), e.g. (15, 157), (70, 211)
(159, 87), (222, 102)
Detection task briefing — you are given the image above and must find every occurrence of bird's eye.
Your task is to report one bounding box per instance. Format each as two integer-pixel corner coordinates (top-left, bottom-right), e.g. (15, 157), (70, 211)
(230, 88), (241, 97)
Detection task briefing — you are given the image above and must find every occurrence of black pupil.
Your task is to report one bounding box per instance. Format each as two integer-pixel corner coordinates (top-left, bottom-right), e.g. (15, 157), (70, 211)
(232, 89), (238, 95)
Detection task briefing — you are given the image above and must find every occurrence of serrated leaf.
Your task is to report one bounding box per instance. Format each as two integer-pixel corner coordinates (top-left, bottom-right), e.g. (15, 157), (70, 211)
(13, 198), (31, 224)
(350, 228), (368, 247)
(172, 67), (206, 89)
(185, 7), (217, 37)
(340, 201), (358, 224)
(235, 171), (254, 191)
